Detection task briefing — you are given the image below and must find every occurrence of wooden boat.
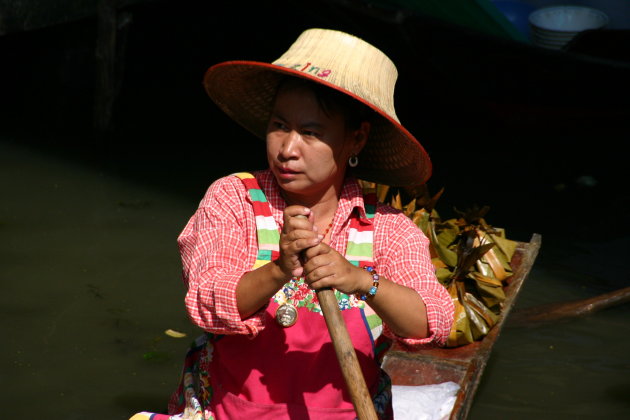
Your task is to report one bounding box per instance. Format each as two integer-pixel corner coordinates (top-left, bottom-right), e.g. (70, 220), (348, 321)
(382, 233), (542, 420)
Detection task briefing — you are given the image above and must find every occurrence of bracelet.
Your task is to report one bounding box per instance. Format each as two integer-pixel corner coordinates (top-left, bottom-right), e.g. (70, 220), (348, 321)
(358, 266), (380, 301)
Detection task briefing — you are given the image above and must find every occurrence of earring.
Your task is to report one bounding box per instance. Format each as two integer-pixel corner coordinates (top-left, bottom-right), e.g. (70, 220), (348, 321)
(348, 155), (359, 168)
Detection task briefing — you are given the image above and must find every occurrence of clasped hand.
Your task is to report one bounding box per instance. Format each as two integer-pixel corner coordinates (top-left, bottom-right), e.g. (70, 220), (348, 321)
(278, 205), (367, 295)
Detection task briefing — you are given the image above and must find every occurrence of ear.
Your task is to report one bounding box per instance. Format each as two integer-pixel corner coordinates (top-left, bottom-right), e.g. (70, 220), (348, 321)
(352, 121), (370, 155)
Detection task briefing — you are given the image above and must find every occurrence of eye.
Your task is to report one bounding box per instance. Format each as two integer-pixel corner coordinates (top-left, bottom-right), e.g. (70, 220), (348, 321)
(270, 119), (289, 131)
(302, 130), (321, 138)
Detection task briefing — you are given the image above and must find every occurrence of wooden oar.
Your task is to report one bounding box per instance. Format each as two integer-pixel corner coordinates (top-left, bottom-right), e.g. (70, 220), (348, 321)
(296, 215), (377, 420)
(508, 286), (630, 328)
(316, 287), (378, 420)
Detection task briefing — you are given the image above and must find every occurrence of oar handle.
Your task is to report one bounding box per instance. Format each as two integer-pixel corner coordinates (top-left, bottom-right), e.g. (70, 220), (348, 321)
(316, 287), (378, 420)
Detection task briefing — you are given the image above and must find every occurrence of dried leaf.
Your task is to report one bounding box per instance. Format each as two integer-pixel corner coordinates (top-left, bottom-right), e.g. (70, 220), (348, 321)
(464, 292), (498, 330)
(391, 192), (402, 211)
(475, 259), (494, 278)
(432, 258), (448, 270)
(376, 184), (389, 203)
(404, 199), (416, 217)
(469, 272), (506, 310)
(447, 282), (474, 347)
(453, 242), (494, 280)
(413, 186), (445, 213)
(489, 232), (518, 265)
(358, 177), (515, 348)
(469, 271), (503, 288)
(412, 209), (432, 237)
(429, 220), (458, 268)
(476, 230), (508, 280)
(164, 329), (187, 338)
(454, 205), (491, 225)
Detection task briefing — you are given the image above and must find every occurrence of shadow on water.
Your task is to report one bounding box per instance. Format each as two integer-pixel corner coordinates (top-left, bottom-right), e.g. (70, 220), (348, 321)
(606, 383), (630, 408)
(1, 0), (629, 419)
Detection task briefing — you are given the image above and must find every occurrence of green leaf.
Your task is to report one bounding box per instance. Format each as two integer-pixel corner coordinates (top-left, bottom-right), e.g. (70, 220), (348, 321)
(490, 232), (518, 269)
(463, 292), (498, 332)
(429, 220), (458, 268)
(469, 272), (506, 310)
(435, 267), (453, 286)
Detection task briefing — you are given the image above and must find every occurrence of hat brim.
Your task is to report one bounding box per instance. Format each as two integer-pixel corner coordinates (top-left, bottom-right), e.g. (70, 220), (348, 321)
(203, 61), (432, 187)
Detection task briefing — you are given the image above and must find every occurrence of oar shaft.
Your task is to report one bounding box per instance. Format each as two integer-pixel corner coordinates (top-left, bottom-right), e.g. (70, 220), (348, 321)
(295, 214), (377, 419)
(316, 288), (378, 420)
(509, 286), (630, 327)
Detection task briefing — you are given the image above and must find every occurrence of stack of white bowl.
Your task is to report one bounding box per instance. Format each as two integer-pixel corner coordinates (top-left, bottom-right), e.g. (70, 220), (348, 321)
(529, 6), (609, 50)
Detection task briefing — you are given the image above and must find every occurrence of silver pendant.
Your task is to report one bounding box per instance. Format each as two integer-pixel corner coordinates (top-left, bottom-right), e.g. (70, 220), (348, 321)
(275, 303), (298, 327)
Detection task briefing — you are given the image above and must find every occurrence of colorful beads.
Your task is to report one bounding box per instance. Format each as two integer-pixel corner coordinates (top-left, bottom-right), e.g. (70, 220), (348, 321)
(358, 266), (380, 301)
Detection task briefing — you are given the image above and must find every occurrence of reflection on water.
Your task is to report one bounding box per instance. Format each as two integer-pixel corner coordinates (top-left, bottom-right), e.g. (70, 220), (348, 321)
(471, 264), (630, 419)
(1, 139), (628, 419)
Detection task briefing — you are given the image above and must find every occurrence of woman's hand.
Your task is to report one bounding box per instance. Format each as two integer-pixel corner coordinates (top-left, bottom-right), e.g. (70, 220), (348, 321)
(237, 206), (321, 320)
(277, 206), (322, 278)
(302, 243), (429, 339)
(301, 243), (371, 295)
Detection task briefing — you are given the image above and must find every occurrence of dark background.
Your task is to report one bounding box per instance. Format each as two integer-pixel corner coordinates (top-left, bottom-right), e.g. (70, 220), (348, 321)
(1, 1), (629, 418)
(1, 0), (628, 244)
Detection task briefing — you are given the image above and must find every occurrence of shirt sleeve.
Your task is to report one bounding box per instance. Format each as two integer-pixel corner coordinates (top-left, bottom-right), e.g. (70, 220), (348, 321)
(177, 176), (267, 337)
(374, 207), (454, 348)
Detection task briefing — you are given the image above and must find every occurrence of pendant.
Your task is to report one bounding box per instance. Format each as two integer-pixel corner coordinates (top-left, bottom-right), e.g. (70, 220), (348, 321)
(275, 303), (298, 327)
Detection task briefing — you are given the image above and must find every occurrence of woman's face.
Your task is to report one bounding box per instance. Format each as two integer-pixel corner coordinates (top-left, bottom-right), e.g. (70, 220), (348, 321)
(266, 84), (367, 202)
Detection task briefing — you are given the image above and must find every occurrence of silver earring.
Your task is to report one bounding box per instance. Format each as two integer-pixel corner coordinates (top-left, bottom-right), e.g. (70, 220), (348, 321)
(348, 155), (359, 168)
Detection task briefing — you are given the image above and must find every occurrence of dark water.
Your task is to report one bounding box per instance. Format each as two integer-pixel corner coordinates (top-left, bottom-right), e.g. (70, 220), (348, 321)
(1, 1), (629, 418)
(0, 140), (195, 417)
(2, 137), (628, 419)
(470, 247), (630, 419)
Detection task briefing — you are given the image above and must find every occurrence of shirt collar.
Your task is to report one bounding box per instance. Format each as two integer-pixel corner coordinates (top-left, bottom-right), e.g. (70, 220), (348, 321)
(257, 170), (372, 226)
(338, 176), (372, 225)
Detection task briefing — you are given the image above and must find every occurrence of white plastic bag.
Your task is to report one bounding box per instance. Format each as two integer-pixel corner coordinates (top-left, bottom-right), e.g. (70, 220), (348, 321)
(392, 382), (460, 420)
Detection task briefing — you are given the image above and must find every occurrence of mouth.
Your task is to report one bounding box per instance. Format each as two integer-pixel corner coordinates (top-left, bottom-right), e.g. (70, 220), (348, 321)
(275, 166), (302, 180)
(278, 166), (300, 175)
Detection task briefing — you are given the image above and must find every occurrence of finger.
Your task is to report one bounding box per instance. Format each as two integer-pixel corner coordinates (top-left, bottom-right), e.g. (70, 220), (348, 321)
(286, 230), (321, 251)
(291, 207), (316, 226)
(282, 206), (313, 233)
(303, 250), (329, 273)
(284, 205), (311, 219)
(283, 216), (314, 235)
(303, 242), (330, 260)
(307, 274), (337, 291)
(307, 210), (315, 226)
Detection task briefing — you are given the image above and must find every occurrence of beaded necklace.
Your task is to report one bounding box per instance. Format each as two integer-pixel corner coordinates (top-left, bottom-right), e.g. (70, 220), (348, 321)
(320, 220), (333, 240)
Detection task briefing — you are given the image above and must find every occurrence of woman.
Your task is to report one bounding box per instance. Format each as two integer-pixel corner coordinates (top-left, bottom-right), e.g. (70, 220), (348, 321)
(132, 28), (454, 420)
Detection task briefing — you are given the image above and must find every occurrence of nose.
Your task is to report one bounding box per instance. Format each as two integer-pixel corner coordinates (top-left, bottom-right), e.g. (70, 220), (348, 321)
(279, 130), (300, 159)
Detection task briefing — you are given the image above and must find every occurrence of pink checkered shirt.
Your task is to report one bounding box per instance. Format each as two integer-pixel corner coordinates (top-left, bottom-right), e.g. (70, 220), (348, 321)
(178, 170), (454, 347)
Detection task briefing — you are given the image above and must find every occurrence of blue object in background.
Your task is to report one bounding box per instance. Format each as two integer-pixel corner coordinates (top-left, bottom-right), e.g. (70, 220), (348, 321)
(491, 0), (537, 39)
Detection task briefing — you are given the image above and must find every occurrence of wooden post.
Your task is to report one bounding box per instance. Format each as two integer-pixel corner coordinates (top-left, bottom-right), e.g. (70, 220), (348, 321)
(94, 0), (119, 133)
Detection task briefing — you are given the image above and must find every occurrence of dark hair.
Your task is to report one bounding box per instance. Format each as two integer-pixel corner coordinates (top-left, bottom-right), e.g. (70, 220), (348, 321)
(275, 77), (375, 131)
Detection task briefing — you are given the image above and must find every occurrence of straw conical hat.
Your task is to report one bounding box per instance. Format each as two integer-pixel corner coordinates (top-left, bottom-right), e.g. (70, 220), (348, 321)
(203, 28), (431, 186)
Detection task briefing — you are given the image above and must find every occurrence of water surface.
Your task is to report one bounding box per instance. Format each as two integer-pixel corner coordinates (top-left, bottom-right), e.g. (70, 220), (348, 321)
(1, 138), (628, 419)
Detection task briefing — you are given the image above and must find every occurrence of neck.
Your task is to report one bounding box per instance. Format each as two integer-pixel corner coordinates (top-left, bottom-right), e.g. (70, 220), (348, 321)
(285, 189), (339, 217)
(280, 181), (343, 228)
